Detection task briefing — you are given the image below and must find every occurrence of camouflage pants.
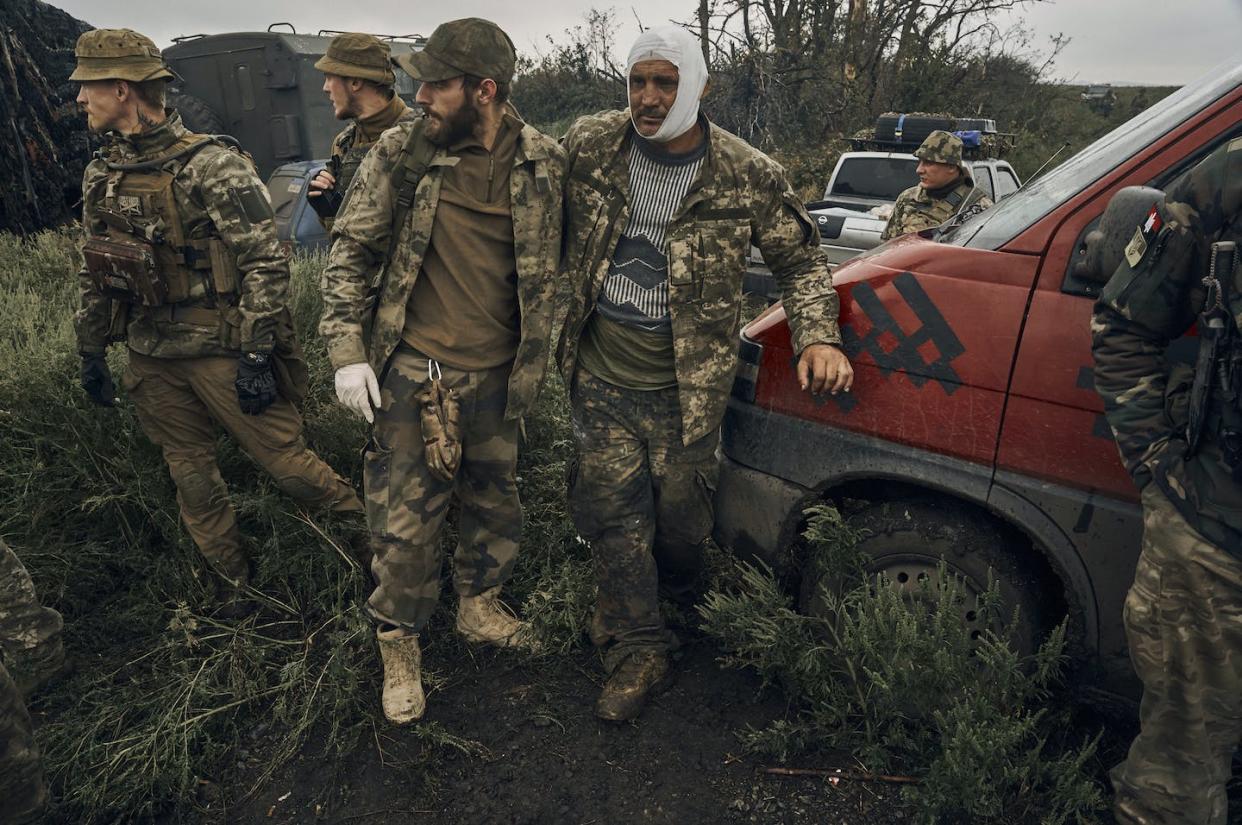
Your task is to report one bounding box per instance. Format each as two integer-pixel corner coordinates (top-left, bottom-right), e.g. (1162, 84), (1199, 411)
(124, 351), (364, 580)
(0, 539), (51, 823)
(0, 539), (63, 698)
(1112, 486), (1242, 825)
(569, 370), (717, 672)
(0, 659), (45, 824)
(364, 347), (521, 632)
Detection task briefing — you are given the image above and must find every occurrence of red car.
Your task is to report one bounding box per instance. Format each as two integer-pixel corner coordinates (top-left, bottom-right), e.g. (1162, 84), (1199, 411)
(714, 65), (1242, 696)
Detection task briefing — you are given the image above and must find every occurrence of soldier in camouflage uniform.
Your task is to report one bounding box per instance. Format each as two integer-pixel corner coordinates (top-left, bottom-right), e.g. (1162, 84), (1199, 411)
(72, 29), (364, 612)
(880, 130), (993, 241)
(308, 33), (419, 230)
(320, 18), (564, 724)
(0, 538), (62, 823)
(559, 26), (852, 722)
(1093, 137), (1242, 824)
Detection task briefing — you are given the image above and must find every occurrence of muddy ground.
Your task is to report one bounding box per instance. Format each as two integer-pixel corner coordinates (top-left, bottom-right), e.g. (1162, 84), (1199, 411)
(204, 634), (912, 825)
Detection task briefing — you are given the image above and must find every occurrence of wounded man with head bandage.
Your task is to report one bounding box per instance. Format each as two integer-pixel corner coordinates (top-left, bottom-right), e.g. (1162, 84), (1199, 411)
(556, 25), (854, 722)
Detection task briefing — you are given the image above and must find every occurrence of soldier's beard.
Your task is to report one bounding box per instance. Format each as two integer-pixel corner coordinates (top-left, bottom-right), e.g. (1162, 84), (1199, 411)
(424, 98), (480, 148)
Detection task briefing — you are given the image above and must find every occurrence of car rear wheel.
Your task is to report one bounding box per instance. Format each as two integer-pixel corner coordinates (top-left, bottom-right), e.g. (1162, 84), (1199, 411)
(799, 501), (1049, 657)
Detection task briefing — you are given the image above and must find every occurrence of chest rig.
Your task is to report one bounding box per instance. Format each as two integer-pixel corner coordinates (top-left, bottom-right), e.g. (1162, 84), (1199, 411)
(83, 134), (241, 307)
(330, 124), (372, 198)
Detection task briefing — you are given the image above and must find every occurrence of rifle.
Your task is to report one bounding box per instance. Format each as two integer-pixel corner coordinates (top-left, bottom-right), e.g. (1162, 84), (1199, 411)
(1188, 241), (1236, 458)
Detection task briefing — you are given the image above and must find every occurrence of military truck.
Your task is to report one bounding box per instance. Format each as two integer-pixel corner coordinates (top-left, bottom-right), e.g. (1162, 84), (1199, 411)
(162, 25), (425, 250)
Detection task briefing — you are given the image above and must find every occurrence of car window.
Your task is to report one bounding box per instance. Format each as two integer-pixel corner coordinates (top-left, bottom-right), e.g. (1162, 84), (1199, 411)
(830, 157), (919, 200)
(995, 168), (1020, 200)
(943, 60), (1242, 250)
(972, 166), (995, 200)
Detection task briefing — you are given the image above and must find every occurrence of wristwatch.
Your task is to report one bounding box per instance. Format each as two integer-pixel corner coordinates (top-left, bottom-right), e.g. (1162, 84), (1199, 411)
(243, 351), (270, 367)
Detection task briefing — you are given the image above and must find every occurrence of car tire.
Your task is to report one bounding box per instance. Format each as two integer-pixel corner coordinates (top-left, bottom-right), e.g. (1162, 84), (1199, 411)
(168, 91), (225, 135)
(798, 501), (1049, 657)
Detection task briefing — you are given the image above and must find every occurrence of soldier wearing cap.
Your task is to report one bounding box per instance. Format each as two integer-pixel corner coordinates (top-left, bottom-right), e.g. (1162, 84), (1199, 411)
(320, 18), (565, 723)
(880, 130), (993, 241)
(71, 29), (364, 614)
(308, 33), (419, 229)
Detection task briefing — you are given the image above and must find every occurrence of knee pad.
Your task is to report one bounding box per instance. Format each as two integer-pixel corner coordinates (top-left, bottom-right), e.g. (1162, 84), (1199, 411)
(169, 461), (227, 514)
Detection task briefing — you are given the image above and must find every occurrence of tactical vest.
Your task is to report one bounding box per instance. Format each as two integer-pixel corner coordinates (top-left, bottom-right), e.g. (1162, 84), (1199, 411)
(332, 123), (370, 199)
(82, 133), (241, 308)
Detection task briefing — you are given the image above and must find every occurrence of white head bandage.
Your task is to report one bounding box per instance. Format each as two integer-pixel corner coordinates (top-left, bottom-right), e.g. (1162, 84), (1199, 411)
(625, 26), (708, 143)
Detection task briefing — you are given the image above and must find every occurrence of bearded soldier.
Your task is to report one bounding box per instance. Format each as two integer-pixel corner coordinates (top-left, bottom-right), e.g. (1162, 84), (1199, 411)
(308, 33), (419, 229)
(559, 26), (852, 722)
(1094, 140), (1242, 824)
(72, 29), (364, 614)
(880, 130), (993, 241)
(320, 18), (564, 723)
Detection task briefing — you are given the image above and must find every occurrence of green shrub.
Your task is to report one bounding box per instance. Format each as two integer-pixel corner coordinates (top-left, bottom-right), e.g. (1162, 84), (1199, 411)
(698, 504), (1106, 824)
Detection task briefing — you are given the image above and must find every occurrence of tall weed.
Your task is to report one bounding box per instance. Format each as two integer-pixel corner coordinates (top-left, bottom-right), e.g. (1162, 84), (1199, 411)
(699, 504), (1106, 824)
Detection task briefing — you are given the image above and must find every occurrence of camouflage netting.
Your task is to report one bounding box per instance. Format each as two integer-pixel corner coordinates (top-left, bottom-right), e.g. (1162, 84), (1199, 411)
(0, 0), (92, 234)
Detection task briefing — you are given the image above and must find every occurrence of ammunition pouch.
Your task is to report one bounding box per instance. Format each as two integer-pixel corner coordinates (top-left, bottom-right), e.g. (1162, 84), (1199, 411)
(83, 234), (166, 306)
(106, 299), (130, 343)
(418, 371), (462, 483)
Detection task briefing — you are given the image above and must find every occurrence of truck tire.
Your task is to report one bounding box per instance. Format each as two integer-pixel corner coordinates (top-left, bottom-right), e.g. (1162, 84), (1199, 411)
(168, 91), (225, 135)
(874, 114), (954, 146)
(799, 501), (1049, 657)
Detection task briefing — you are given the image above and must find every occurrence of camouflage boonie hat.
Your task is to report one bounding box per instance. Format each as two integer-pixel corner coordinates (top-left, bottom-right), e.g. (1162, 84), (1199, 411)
(314, 33), (396, 85)
(70, 29), (174, 83)
(395, 18), (515, 85)
(914, 130), (965, 169)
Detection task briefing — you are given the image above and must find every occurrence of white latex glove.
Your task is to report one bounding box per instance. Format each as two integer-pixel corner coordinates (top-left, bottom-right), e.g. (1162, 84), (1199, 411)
(335, 363), (381, 424)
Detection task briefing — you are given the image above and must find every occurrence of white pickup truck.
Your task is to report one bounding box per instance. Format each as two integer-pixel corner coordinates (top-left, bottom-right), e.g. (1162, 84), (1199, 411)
(744, 151), (1022, 298)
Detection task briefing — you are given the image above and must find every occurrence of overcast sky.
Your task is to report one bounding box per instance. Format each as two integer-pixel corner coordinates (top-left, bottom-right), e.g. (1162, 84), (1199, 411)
(52, 0), (1242, 86)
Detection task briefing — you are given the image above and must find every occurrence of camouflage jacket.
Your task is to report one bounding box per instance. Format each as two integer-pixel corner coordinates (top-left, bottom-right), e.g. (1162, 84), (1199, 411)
(320, 97), (419, 231)
(320, 108), (565, 421)
(1092, 138), (1242, 551)
(557, 110), (842, 445)
(76, 111), (289, 359)
(880, 175), (993, 241)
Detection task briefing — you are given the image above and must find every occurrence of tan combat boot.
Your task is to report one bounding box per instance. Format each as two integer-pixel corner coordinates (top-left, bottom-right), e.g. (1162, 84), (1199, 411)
(376, 627), (425, 724)
(456, 586), (538, 650)
(595, 650), (673, 722)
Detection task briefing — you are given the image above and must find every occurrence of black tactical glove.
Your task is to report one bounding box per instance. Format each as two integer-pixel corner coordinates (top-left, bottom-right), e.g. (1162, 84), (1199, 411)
(307, 186), (344, 220)
(235, 351), (278, 415)
(80, 353), (116, 407)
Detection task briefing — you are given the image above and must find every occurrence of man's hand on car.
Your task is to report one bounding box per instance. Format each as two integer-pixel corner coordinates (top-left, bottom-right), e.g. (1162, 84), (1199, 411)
(798, 343), (854, 396)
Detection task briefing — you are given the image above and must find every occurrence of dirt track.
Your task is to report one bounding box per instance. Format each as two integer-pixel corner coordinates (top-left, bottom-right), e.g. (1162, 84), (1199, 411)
(213, 637), (909, 825)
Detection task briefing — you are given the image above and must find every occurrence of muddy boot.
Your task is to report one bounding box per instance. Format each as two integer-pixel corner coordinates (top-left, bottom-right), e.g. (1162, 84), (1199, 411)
(595, 650), (673, 722)
(376, 626), (424, 724)
(588, 607), (609, 647)
(456, 586), (539, 651)
(346, 530), (374, 574)
(210, 565), (257, 621)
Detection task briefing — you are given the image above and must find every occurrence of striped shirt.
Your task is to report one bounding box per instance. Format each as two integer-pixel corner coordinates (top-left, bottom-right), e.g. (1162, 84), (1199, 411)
(595, 132), (707, 332)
